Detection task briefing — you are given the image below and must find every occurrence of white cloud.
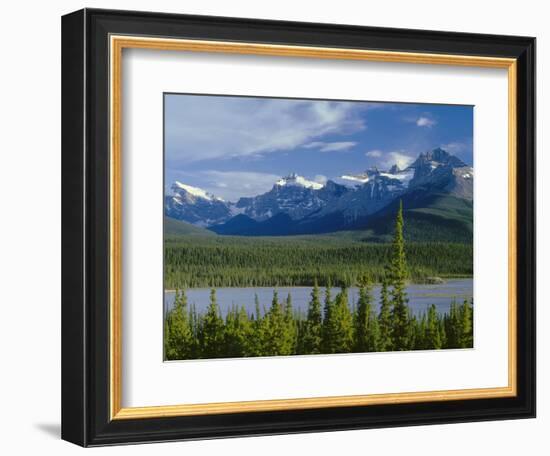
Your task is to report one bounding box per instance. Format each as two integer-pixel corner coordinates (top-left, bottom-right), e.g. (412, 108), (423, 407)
(365, 149), (414, 170)
(165, 96), (367, 165)
(365, 150), (382, 158)
(441, 142), (467, 153)
(385, 151), (415, 169)
(416, 116), (437, 127)
(303, 141), (357, 152)
(367, 150), (415, 170)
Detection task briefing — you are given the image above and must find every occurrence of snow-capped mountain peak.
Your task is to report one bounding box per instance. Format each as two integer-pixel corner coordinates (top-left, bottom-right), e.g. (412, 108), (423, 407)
(275, 173), (324, 190)
(407, 147), (471, 192)
(172, 181), (224, 202)
(340, 165), (413, 188)
(165, 148), (472, 232)
(166, 181), (230, 227)
(230, 173), (342, 222)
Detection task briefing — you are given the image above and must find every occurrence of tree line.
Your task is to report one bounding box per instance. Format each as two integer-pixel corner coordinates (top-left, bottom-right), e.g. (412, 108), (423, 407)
(164, 201), (473, 360)
(165, 236), (472, 289)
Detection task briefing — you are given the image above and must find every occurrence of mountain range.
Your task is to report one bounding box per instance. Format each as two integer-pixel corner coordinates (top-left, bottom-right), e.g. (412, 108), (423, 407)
(165, 148), (473, 242)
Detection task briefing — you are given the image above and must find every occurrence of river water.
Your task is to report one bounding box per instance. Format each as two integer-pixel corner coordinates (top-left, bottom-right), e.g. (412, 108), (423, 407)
(164, 278), (473, 317)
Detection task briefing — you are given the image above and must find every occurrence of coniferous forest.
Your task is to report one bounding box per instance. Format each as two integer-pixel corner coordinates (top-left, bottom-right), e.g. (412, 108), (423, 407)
(164, 202), (474, 360)
(165, 237), (472, 289)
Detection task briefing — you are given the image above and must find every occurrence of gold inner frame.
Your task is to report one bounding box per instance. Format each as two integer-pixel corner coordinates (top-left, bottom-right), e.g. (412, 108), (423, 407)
(109, 35), (518, 420)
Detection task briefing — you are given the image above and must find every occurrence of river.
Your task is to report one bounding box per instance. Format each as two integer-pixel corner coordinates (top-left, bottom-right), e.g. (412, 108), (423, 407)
(164, 278), (473, 317)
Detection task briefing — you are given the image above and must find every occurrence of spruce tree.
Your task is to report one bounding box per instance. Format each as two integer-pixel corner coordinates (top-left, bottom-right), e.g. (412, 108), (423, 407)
(188, 302), (200, 358)
(388, 200), (411, 350)
(201, 289), (225, 358)
(458, 299), (473, 348)
(407, 315), (418, 350)
(378, 278), (393, 351)
(164, 289), (194, 360)
(354, 278), (379, 352)
(224, 306), (253, 357)
(425, 304), (442, 349)
(368, 312), (380, 352)
(322, 281), (335, 352)
(323, 288), (354, 353)
(439, 317), (447, 348)
(415, 313), (427, 350)
(444, 301), (461, 348)
(283, 293), (297, 354)
(302, 280), (323, 354)
(336, 288), (355, 352)
(249, 294), (266, 356)
(240, 306), (254, 356)
(224, 306), (240, 357)
(265, 291), (289, 356)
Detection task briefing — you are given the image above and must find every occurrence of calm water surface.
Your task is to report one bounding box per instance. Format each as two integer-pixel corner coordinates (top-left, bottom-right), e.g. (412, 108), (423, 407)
(164, 279), (473, 317)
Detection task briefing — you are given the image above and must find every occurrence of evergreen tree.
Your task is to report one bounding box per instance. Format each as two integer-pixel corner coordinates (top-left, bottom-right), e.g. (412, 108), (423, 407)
(458, 299), (473, 348)
(323, 288), (354, 353)
(164, 289), (194, 360)
(444, 301), (461, 348)
(368, 313), (380, 352)
(302, 280), (323, 354)
(414, 313), (427, 350)
(439, 317), (447, 348)
(248, 294), (265, 356)
(324, 281), (333, 319)
(265, 291), (291, 355)
(425, 304), (442, 349)
(322, 281), (334, 352)
(335, 288), (355, 352)
(388, 200), (411, 350)
(224, 306), (253, 357)
(407, 315), (418, 350)
(354, 278), (379, 352)
(283, 293), (297, 353)
(254, 293), (261, 315)
(200, 289), (225, 358)
(188, 302), (201, 358)
(224, 306), (240, 357)
(378, 278), (393, 351)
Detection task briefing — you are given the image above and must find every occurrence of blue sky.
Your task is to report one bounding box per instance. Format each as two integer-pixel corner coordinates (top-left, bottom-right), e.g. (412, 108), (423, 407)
(165, 94), (473, 202)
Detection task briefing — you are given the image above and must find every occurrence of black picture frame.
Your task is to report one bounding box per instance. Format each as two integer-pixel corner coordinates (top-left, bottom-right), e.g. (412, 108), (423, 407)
(62, 8), (535, 447)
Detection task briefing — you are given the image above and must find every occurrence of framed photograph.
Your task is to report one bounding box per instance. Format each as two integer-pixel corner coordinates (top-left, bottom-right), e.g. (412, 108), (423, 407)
(61, 8), (535, 446)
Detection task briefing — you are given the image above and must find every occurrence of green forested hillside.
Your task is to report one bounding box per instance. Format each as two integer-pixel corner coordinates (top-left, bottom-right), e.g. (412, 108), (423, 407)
(164, 235), (472, 289)
(354, 193), (473, 243)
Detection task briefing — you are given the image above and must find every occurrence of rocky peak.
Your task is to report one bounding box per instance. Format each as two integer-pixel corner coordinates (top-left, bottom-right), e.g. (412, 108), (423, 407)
(388, 164), (401, 174)
(412, 147), (466, 169)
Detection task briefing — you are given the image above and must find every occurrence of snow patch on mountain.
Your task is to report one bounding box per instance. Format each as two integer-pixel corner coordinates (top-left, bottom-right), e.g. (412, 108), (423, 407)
(341, 174), (370, 184)
(341, 166), (414, 188)
(228, 204), (247, 216)
(379, 168), (414, 185)
(173, 181), (224, 201)
(275, 173), (324, 190)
